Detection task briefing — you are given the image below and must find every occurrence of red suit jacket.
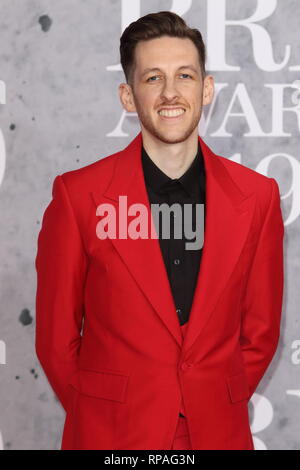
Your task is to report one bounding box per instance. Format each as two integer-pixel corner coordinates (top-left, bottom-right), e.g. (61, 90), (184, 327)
(35, 131), (284, 450)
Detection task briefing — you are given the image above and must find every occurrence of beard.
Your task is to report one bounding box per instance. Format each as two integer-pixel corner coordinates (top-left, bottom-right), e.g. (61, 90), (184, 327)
(134, 101), (201, 144)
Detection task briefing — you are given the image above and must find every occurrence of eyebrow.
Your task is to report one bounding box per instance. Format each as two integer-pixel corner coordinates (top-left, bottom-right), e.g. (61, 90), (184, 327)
(141, 65), (199, 77)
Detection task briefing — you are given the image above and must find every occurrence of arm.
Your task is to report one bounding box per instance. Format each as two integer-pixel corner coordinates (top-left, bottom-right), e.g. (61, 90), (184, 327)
(35, 174), (88, 412)
(239, 177), (285, 401)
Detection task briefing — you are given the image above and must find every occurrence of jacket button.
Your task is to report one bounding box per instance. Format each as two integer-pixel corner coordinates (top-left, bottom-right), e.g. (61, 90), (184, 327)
(181, 362), (193, 371)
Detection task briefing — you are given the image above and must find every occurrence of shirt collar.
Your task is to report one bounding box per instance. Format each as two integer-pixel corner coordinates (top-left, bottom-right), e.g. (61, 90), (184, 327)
(141, 140), (205, 198)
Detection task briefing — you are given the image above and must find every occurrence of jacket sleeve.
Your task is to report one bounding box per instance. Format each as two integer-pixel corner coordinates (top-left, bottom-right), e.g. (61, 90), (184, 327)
(239, 177), (285, 402)
(35, 174), (88, 413)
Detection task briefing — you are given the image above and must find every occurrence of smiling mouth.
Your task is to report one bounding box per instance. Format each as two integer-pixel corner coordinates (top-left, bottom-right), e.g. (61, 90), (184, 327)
(158, 109), (186, 120)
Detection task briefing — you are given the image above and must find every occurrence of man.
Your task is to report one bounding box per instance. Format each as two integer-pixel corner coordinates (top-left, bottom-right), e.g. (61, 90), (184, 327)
(35, 11), (284, 450)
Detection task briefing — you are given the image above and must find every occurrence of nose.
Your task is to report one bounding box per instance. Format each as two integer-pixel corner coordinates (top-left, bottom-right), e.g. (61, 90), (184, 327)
(160, 77), (180, 102)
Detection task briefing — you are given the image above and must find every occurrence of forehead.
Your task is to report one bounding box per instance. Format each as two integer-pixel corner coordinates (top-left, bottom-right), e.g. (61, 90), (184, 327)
(134, 36), (199, 71)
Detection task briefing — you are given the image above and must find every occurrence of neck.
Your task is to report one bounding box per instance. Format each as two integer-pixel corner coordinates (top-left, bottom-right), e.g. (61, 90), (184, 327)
(141, 130), (199, 179)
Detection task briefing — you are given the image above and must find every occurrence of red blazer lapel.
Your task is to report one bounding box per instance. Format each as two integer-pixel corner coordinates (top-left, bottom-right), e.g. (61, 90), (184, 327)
(182, 138), (256, 354)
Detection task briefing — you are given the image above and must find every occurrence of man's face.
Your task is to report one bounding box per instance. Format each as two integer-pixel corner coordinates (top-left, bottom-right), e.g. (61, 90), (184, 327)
(119, 36), (214, 144)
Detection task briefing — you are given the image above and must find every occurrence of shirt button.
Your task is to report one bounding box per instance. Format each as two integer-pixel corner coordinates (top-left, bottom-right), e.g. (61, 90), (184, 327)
(181, 362), (193, 371)
(173, 258), (181, 265)
(176, 308), (182, 316)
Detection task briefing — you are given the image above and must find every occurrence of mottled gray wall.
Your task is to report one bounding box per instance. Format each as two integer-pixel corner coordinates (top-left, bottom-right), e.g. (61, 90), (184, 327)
(0, 0), (299, 450)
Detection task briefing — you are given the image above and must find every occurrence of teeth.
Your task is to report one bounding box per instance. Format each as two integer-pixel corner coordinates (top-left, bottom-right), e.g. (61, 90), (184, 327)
(158, 108), (185, 117)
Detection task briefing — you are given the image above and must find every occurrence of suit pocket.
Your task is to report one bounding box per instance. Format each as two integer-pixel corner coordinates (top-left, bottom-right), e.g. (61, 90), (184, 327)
(226, 371), (250, 404)
(68, 367), (129, 403)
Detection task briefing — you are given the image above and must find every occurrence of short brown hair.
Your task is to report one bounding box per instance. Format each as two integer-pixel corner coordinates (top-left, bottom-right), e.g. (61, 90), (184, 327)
(120, 11), (206, 87)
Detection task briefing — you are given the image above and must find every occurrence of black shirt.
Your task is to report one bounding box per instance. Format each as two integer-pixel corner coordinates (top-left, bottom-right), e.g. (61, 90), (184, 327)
(141, 142), (206, 326)
(141, 141), (206, 418)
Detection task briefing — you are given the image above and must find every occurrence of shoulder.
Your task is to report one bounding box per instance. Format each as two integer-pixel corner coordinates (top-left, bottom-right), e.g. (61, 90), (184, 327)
(214, 152), (280, 217)
(217, 153), (271, 188)
(54, 149), (121, 195)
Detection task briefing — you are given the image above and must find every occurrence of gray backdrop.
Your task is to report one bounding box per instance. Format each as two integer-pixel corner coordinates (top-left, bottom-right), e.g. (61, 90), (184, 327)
(0, 0), (299, 450)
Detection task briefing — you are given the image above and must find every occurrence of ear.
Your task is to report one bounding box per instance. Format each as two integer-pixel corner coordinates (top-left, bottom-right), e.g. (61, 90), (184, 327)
(119, 83), (137, 113)
(202, 74), (214, 106)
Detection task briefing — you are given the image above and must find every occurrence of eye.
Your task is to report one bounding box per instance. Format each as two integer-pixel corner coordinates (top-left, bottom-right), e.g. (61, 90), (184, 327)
(146, 73), (192, 83)
(146, 75), (160, 82)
